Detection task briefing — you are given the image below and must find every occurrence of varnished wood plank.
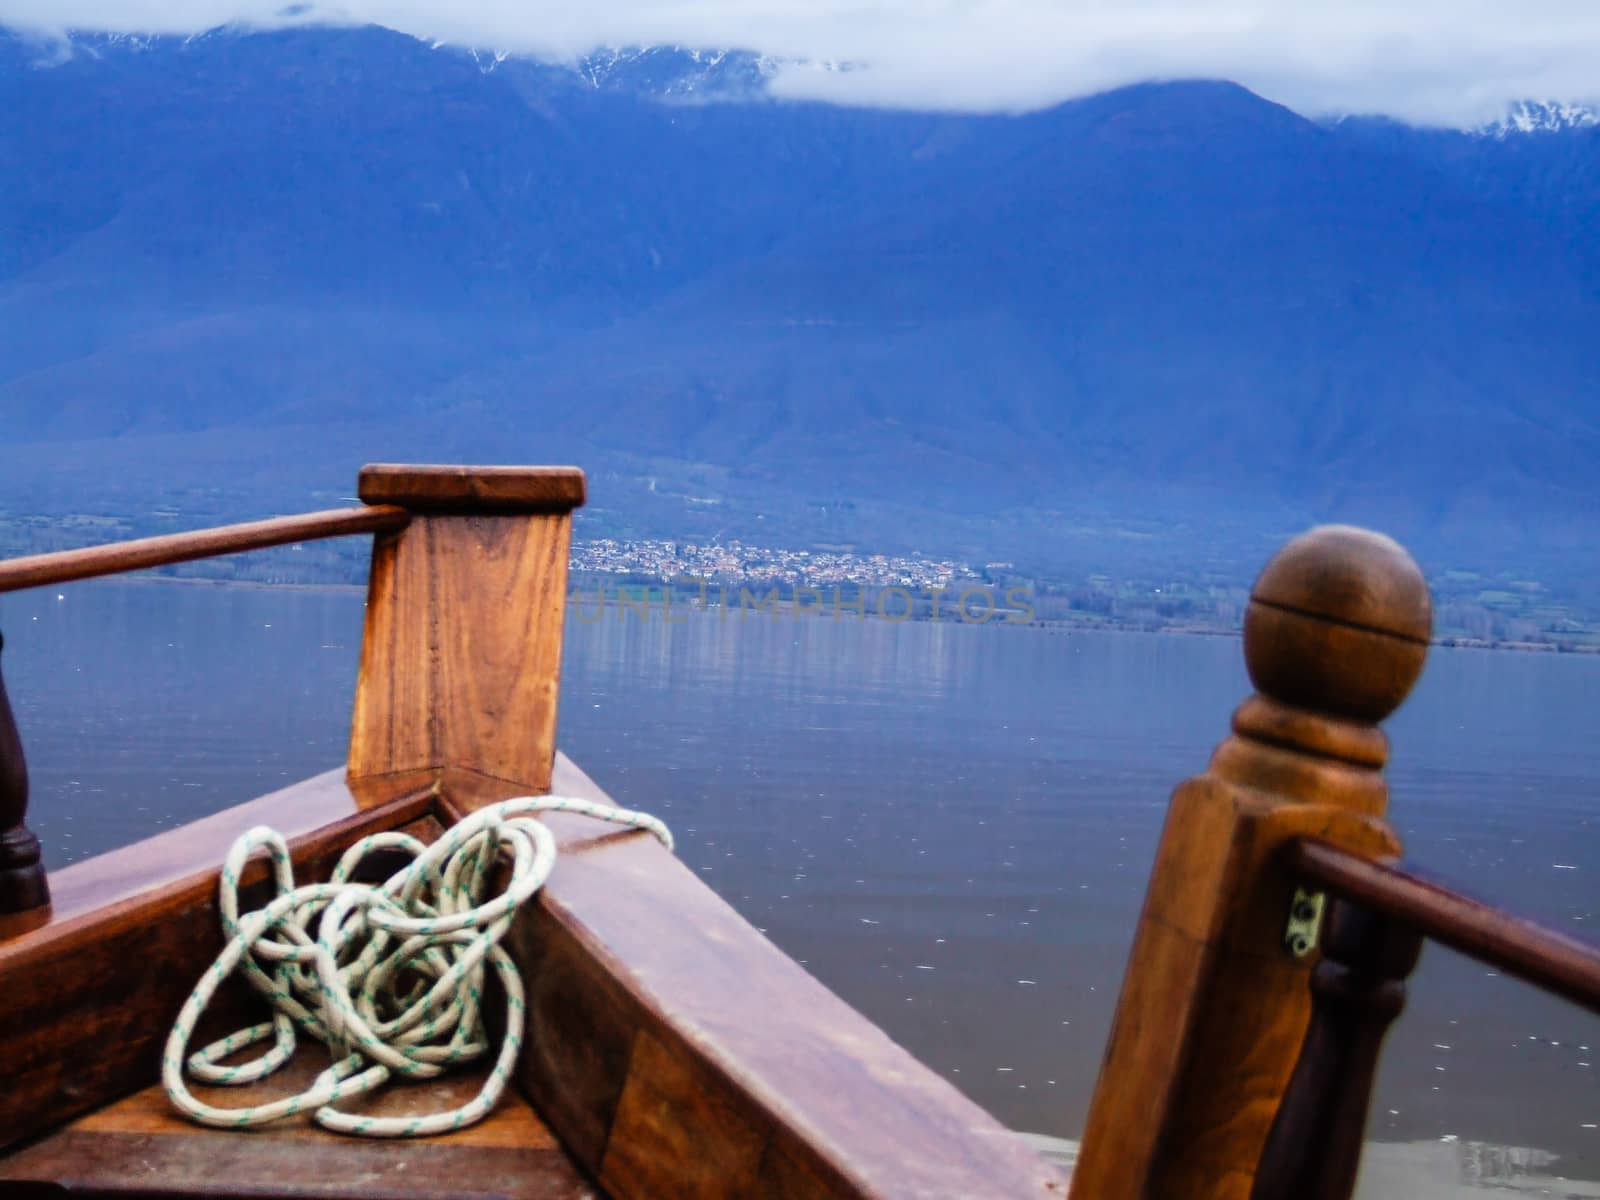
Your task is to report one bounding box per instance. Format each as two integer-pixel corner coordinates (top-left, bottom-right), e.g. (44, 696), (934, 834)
(23, 769), (434, 929)
(601, 1028), (770, 1199)
(440, 760), (671, 856)
(1, 1130), (595, 1199)
(1290, 839), (1600, 1014)
(359, 464), (586, 513)
(0, 507), (409, 595)
(436, 756), (683, 1173)
(446, 761), (1045, 1194)
(498, 863), (639, 1172)
(493, 766), (1066, 1200)
(754, 1134), (857, 1200)
(349, 512), (573, 794)
(29, 1053), (557, 1148)
(1074, 526), (1431, 1199)
(0, 788), (440, 1151)
(1121, 805), (1398, 1196)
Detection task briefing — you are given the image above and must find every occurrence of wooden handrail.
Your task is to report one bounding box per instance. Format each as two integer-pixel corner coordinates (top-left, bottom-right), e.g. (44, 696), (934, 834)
(1258, 840), (1600, 1200)
(1289, 838), (1600, 1014)
(0, 500), (413, 922)
(0, 506), (410, 595)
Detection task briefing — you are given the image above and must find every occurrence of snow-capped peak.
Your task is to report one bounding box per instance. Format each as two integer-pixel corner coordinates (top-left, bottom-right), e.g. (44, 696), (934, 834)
(1477, 101), (1599, 138)
(465, 47), (509, 75)
(572, 46), (781, 100)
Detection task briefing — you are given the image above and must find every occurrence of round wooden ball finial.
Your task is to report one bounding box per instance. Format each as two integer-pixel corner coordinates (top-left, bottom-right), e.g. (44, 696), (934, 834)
(1243, 525), (1431, 724)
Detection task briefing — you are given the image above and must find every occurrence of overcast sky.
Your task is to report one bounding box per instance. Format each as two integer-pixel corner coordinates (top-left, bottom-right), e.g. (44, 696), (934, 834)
(2, 1), (1598, 127)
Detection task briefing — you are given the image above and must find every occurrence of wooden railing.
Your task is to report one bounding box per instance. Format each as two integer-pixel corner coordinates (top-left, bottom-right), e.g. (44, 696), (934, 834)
(1076, 523), (1600, 1200)
(1248, 841), (1600, 1200)
(0, 507), (411, 595)
(1287, 840), (1600, 1014)
(0, 507), (407, 921)
(1251, 893), (1423, 1200)
(0, 464), (585, 928)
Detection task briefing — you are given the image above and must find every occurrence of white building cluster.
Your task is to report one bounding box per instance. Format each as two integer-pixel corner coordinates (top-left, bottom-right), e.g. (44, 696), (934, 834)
(570, 537), (978, 591)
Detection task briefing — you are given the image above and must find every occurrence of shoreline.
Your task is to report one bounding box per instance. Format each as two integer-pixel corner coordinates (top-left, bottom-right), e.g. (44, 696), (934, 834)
(75, 574), (1600, 655)
(107, 574), (368, 596)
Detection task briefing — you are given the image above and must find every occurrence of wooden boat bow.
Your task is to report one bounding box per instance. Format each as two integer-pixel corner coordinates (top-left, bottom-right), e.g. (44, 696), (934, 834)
(0, 465), (1062, 1198)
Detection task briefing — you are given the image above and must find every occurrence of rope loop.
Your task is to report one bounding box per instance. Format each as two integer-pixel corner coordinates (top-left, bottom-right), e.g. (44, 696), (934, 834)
(163, 795), (672, 1137)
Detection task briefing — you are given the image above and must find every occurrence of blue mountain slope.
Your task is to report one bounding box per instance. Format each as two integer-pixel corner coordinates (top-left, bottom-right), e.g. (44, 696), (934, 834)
(449, 82), (1600, 546)
(1, 26), (1597, 576)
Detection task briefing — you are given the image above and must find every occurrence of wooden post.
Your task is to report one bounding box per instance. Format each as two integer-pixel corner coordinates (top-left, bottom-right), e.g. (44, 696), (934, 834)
(1251, 899), (1425, 1200)
(0, 631), (50, 921)
(348, 465), (586, 796)
(1072, 526), (1432, 1199)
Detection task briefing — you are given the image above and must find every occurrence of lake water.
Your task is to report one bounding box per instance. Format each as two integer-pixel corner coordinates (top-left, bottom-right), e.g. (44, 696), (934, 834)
(2, 580), (1595, 1191)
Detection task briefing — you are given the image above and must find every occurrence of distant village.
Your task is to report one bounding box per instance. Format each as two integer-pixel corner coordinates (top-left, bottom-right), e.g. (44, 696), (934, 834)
(5, 512), (1598, 650)
(568, 536), (982, 591)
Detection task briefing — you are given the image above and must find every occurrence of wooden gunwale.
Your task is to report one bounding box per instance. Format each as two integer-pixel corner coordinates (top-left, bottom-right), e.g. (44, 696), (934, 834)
(1289, 837), (1600, 1014)
(0, 772), (439, 1151)
(0, 506), (411, 594)
(435, 761), (1069, 1200)
(0, 754), (1068, 1198)
(3, 769), (437, 938)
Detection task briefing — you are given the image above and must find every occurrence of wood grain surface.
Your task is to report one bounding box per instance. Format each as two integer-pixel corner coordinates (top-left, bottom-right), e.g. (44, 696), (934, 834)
(1251, 900), (1424, 1200)
(1290, 839), (1600, 1015)
(0, 507), (410, 595)
(348, 512), (573, 795)
(1074, 525), (1432, 1199)
(1, 1054), (597, 1199)
(359, 465), (586, 514)
(0, 778), (437, 1151)
(442, 769), (1069, 1200)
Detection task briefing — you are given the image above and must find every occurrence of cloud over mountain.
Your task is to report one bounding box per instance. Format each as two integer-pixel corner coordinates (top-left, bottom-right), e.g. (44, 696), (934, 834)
(2, 0), (1599, 126)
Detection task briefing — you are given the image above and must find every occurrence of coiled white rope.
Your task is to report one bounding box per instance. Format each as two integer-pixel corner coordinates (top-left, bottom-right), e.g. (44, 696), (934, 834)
(163, 795), (672, 1137)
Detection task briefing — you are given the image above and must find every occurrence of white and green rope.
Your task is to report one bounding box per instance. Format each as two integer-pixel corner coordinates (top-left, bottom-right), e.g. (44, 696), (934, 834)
(163, 795), (672, 1137)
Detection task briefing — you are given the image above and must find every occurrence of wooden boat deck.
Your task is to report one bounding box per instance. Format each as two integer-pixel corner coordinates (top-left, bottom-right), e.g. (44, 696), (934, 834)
(2, 1057), (597, 1199)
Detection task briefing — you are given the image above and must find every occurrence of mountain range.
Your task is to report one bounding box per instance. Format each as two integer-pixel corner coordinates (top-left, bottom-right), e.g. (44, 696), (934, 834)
(2, 25), (1598, 585)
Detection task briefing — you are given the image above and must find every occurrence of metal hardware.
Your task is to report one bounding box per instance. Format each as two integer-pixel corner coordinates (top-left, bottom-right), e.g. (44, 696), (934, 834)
(1284, 887), (1326, 958)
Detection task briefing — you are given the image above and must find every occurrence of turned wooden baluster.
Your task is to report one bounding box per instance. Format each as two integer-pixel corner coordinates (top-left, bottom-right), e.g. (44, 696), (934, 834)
(1252, 898), (1424, 1200)
(0, 631), (49, 918)
(1074, 525), (1432, 1199)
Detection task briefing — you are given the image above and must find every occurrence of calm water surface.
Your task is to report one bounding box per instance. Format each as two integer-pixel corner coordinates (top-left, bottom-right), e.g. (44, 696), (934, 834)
(2, 581), (1595, 1188)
